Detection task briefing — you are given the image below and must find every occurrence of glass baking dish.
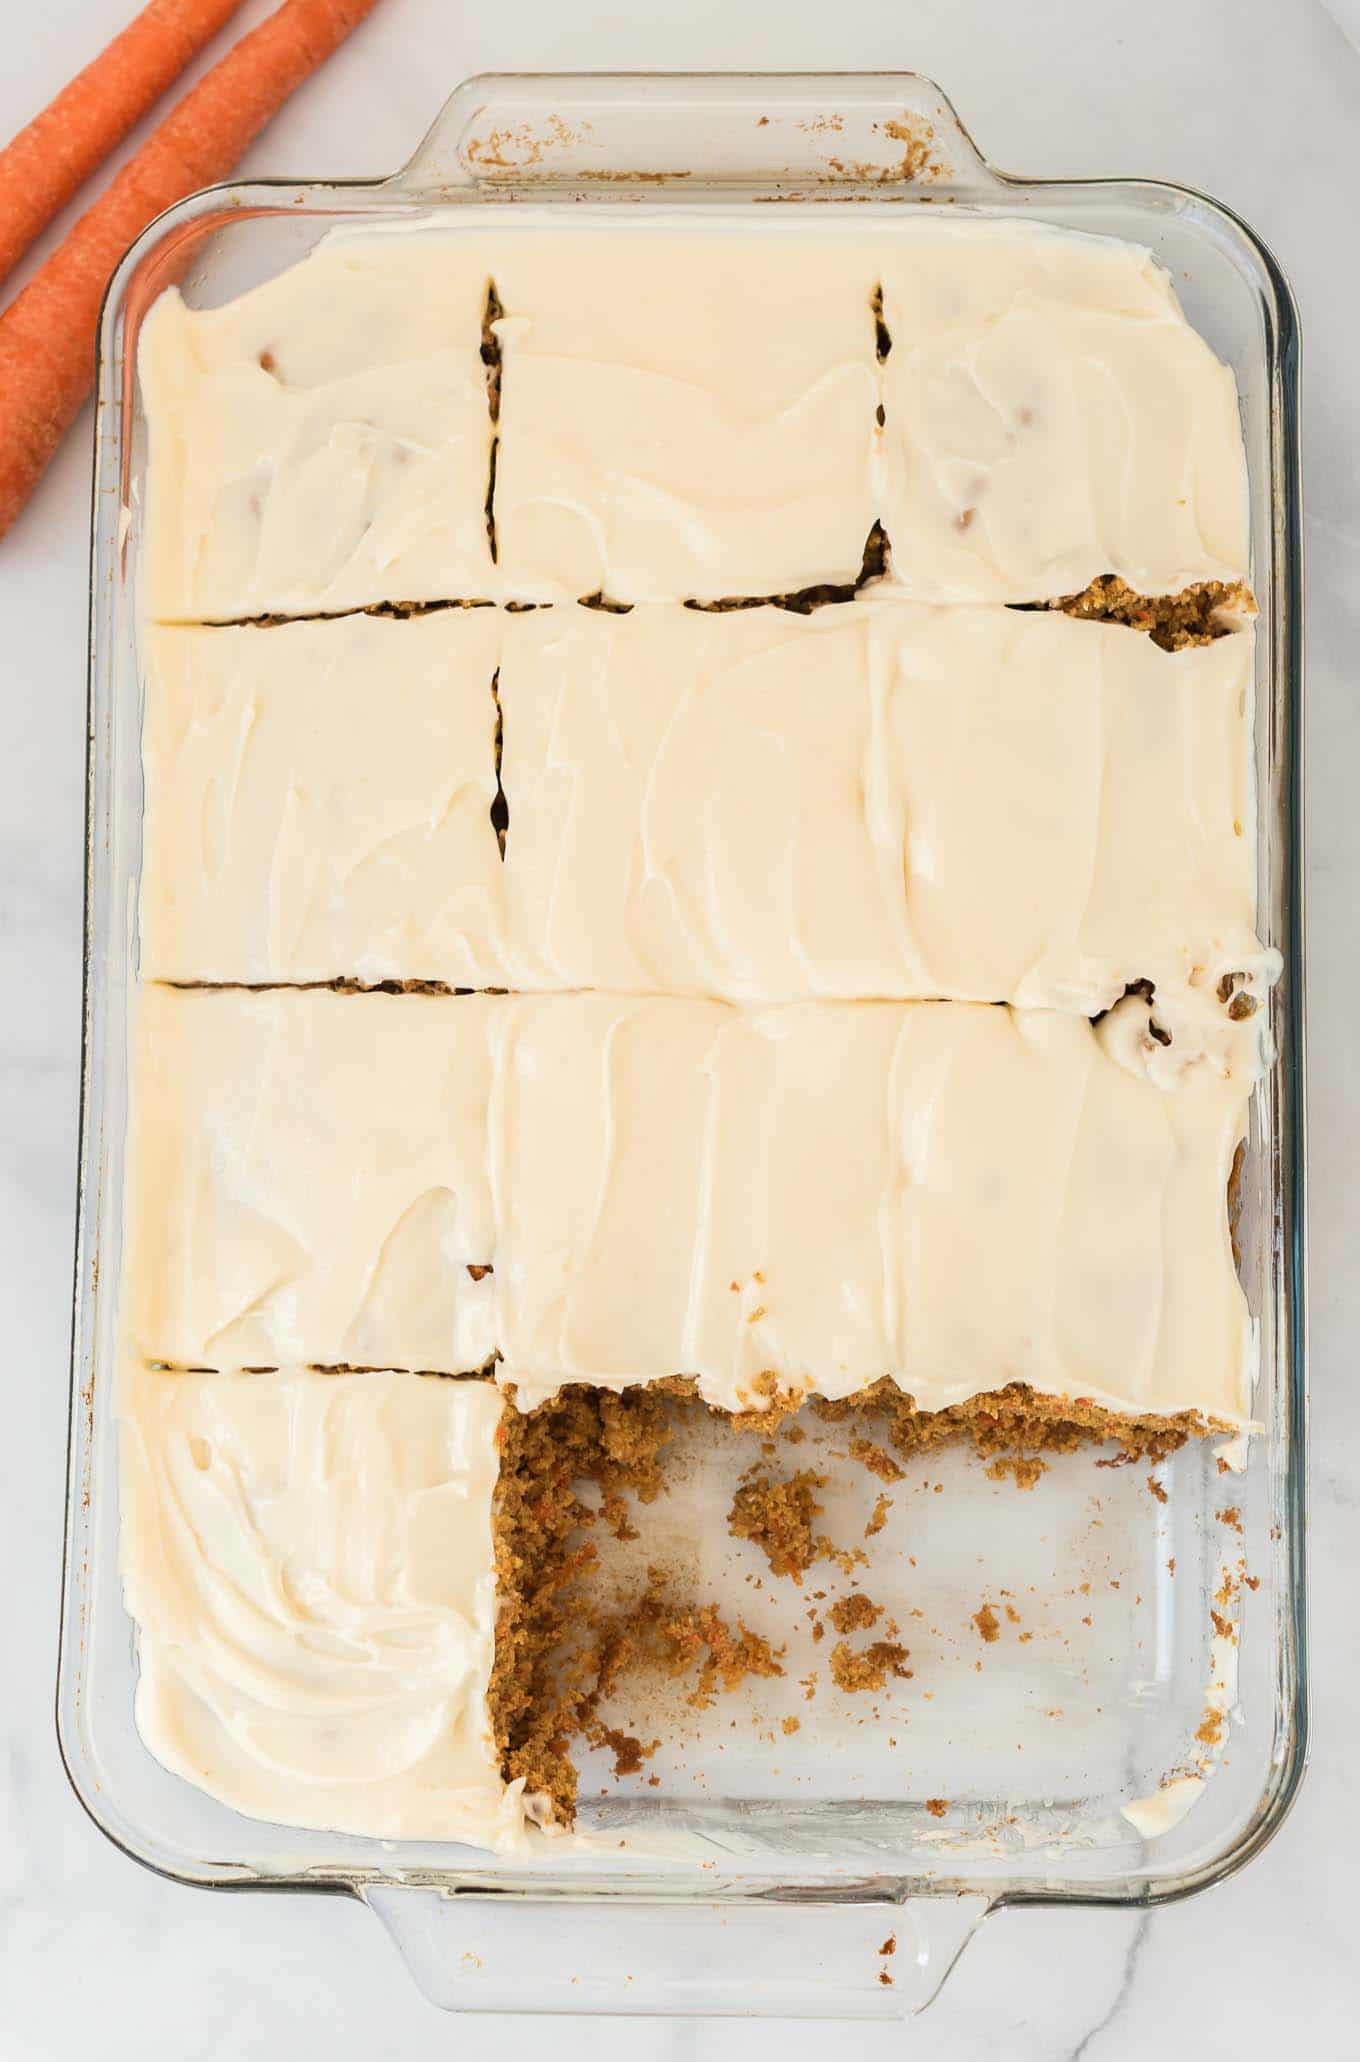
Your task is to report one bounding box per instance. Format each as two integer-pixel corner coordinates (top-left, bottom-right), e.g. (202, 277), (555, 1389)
(57, 71), (1307, 2019)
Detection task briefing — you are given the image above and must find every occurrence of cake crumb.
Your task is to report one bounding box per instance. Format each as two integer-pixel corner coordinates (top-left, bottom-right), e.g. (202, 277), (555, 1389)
(829, 1593), (882, 1634)
(865, 1492), (893, 1538)
(925, 1797), (948, 1819)
(1046, 573), (1253, 650)
(781, 1715), (801, 1736)
(973, 1603), (1001, 1644)
(589, 1725), (659, 1778)
(848, 1436), (905, 1484)
(830, 1639), (911, 1692)
(816, 1535), (870, 1577)
(985, 1453), (1047, 1490)
(1147, 1473), (1169, 1504)
(879, 1934), (896, 1956)
(728, 1467), (826, 1579)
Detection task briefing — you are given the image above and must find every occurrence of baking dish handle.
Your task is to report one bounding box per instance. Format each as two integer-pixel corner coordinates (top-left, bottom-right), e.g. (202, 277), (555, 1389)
(362, 1885), (991, 2018)
(390, 70), (1003, 198)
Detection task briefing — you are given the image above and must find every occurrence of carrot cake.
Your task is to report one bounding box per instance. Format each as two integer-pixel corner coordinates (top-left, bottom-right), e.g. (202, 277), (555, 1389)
(487, 221), (880, 602)
(138, 235), (497, 620)
(875, 221), (1250, 601)
(117, 1361), (526, 1845)
(123, 986), (497, 1374)
(138, 609), (503, 986)
(118, 211), (1273, 1850)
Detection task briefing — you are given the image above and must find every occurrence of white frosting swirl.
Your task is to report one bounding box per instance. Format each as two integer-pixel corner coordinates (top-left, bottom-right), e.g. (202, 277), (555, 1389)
(119, 1364), (529, 1847)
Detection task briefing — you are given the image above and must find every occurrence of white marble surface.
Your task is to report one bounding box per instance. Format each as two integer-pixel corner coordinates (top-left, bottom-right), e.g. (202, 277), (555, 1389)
(0, 0), (1352, 2051)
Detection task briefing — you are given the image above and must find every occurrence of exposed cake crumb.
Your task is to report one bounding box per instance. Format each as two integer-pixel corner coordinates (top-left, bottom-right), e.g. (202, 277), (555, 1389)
(973, 1603), (1001, 1644)
(925, 1797), (949, 1819)
(829, 1593), (882, 1634)
(1044, 573), (1254, 650)
(865, 1492), (893, 1538)
(728, 1466), (826, 1579)
(588, 1725), (659, 1778)
(490, 1368), (1232, 1822)
(985, 1453), (1047, 1489)
(830, 1639), (911, 1692)
(848, 1436), (905, 1484)
(816, 1534), (870, 1577)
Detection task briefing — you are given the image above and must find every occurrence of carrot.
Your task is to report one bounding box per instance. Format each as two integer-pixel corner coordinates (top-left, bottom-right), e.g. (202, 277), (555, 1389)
(0, 0), (384, 540)
(0, 0), (247, 287)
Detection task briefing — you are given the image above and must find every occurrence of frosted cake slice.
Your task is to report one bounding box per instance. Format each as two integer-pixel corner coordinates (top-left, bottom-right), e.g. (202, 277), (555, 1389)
(495, 601), (908, 999)
(877, 222), (1250, 602)
(123, 987), (497, 1373)
(119, 1362), (532, 1847)
(139, 234), (497, 620)
(139, 610), (504, 987)
(491, 222), (879, 602)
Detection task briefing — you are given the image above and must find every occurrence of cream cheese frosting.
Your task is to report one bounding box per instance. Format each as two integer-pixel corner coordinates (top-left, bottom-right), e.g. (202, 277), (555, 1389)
(495, 601), (905, 998)
(139, 236), (496, 621)
(138, 610), (504, 986)
(490, 994), (1253, 1423)
(489, 223), (880, 602)
(877, 221), (1250, 601)
(124, 987), (497, 1372)
(118, 1362), (532, 1846)
(496, 600), (1268, 1036)
(137, 215), (1248, 620)
(125, 990), (1252, 1423)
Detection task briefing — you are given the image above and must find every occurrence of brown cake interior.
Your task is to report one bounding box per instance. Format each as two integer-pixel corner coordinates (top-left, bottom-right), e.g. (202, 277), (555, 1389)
(488, 1376), (1213, 1824)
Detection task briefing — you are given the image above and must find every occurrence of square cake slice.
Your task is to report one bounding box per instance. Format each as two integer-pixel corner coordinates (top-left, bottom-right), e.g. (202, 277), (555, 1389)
(869, 601), (1269, 1032)
(495, 601), (908, 999)
(877, 222), (1250, 602)
(883, 1003), (1253, 1421)
(139, 232), (497, 620)
(118, 1363), (530, 1846)
(139, 611), (504, 986)
(491, 223), (879, 602)
(123, 988), (497, 1372)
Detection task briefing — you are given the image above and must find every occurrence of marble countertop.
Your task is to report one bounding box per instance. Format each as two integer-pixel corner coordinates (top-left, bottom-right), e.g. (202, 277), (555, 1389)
(1, 0), (1352, 2053)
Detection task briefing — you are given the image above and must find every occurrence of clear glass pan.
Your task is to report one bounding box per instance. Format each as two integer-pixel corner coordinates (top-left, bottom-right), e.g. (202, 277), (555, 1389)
(58, 71), (1307, 2018)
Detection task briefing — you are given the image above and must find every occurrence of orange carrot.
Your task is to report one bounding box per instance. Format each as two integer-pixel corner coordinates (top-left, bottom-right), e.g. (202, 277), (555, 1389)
(0, 0), (383, 540)
(0, 0), (247, 286)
